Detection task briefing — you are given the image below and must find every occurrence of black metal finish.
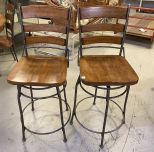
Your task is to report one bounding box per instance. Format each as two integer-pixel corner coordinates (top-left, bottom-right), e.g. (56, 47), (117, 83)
(16, 84), (71, 141)
(123, 86), (130, 124)
(80, 80), (128, 99)
(100, 86), (110, 148)
(21, 85), (65, 100)
(30, 86), (34, 111)
(63, 84), (68, 111)
(93, 87), (97, 105)
(17, 85), (26, 141)
(56, 87), (67, 142)
(70, 76), (80, 125)
(70, 76), (131, 148)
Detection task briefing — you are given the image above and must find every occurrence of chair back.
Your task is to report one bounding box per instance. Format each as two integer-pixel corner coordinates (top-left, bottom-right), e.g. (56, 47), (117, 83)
(5, 2), (15, 40)
(78, 5), (130, 56)
(19, 4), (71, 59)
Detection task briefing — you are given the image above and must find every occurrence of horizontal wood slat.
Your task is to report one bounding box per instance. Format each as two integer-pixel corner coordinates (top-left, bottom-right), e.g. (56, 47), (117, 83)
(22, 5), (68, 20)
(79, 6), (128, 19)
(82, 36), (122, 45)
(26, 36), (66, 46)
(24, 24), (67, 33)
(81, 23), (125, 33)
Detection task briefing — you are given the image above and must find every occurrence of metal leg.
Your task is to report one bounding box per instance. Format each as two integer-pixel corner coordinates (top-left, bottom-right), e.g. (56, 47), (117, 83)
(56, 87), (67, 142)
(70, 76), (80, 125)
(9, 48), (16, 61)
(100, 86), (110, 148)
(30, 86), (34, 111)
(77, 48), (80, 66)
(119, 46), (125, 57)
(123, 86), (130, 124)
(122, 47), (125, 57)
(17, 85), (26, 141)
(119, 47), (123, 56)
(63, 84), (68, 111)
(93, 87), (98, 105)
(12, 45), (18, 61)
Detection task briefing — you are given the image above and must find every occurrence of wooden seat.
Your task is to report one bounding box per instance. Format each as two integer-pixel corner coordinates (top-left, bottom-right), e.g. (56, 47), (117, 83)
(70, 5), (139, 148)
(80, 55), (138, 86)
(0, 2), (18, 61)
(7, 56), (67, 86)
(7, 4), (71, 142)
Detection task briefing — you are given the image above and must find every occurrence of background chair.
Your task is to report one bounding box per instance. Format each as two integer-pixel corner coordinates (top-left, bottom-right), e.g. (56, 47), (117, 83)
(7, 4), (71, 142)
(70, 5), (139, 148)
(0, 2), (18, 61)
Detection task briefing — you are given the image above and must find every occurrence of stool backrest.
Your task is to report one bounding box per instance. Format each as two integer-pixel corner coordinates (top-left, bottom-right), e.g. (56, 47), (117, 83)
(19, 4), (71, 59)
(78, 5), (130, 56)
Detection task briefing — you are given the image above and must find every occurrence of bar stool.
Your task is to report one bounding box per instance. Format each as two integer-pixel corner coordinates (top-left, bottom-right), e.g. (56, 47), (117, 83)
(70, 5), (139, 148)
(7, 4), (71, 142)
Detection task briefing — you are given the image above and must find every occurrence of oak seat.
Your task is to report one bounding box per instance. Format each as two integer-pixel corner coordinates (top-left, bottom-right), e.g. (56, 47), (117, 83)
(7, 56), (67, 86)
(80, 55), (138, 86)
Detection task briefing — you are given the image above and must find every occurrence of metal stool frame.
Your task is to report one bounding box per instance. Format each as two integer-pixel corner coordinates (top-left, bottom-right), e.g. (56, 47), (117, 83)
(17, 83), (71, 142)
(70, 76), (130, 148)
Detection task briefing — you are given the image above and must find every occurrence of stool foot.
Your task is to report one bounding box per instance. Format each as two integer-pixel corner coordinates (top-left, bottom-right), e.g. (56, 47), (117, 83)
(22, 137), (26, 142)
(70, 120), (73, 125)
(63, 138), (67, 143)
(99, 144), (104, 149)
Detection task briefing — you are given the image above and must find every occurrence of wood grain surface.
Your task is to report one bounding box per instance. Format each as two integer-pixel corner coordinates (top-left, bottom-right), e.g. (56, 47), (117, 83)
(7, 56), (68, 86)
(80, 55), (139, 86)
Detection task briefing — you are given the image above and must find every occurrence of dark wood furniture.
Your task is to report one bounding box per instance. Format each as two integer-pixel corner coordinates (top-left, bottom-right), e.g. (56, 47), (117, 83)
(7, 5), (71, 142)
(0, 2), (18, 61)
(70, 5), (139, 148)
